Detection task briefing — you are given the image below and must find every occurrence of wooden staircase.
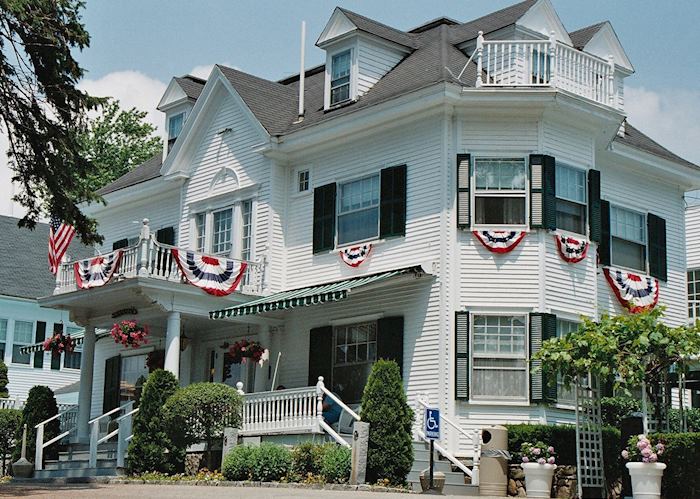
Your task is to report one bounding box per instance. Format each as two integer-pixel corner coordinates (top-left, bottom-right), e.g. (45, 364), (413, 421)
(407, 440), (480, 496)
(33, 442), (123, 480)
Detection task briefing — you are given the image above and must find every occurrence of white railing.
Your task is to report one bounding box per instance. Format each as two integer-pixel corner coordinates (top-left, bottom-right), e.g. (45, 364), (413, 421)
(415, 395), (480, 485)
(116, 406), (139, 468)
(0, 396), (22, 410)
(34, 407), (80, 471)
(689, 300), (700, 324)
(88, 401), (134, 468)
(474, 31), (616, 107)
(316, 377), (359, 448)
(55, 219), (266, 296)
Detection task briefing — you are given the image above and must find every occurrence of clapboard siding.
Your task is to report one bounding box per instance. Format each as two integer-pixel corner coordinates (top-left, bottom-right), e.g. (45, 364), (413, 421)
(356, 38), (405, 97)
(544, 235), (597, 317)
(687, 206), (700, 269)
(542, 119), (593, 167)
(461, 118), (539, 152)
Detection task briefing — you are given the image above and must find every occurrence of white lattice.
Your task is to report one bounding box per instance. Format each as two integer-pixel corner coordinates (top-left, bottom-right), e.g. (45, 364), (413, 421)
(575, 377), (606, 497)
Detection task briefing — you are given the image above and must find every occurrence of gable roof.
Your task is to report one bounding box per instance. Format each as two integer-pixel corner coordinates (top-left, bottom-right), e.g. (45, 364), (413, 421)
(614, 124), (699, 170)
(449, 0), (537, 44)
(569, 22), (606, 50)
(174, 75), (206, 100)
(0, 216), (92, 300)
(96, 153), (163, 195)
(336, 8), (416, 48)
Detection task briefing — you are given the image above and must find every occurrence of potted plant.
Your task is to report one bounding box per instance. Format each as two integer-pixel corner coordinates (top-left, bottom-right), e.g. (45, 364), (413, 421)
(622, 434), (666, 499)
(43, 331), (76, 355)
(110, 320), (149, 348)
(518, 441), (556, 499)
(227, 339), (268, 365)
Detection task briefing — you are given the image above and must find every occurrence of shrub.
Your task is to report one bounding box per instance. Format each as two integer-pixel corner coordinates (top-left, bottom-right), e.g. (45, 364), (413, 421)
(250, 443), (292, 482)
(0, 409), (21, 474)
(0, 361), (8, 398)
(12, 386), (59, 465)
(164, 382), (243, 469)
(290, 441), (334, 479)
(320, 444), (351, 484)
(359, 359), (414, 486)
(127, 369), (181, 474)
(653, 432), (700, 499)
(222, 444), (256, 481)
(600, 396), (640, 427)
(668, 408), (700, 433)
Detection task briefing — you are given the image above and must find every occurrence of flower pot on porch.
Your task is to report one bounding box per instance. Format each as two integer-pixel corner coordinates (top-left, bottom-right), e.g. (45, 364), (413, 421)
(521, 463), (556, 498)
(626, 462), (666, 499)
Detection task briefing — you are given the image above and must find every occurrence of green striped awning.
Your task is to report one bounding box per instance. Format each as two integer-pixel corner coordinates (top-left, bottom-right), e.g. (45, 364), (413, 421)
(20, 330), (110, 354)
(210, 266), (422, 319)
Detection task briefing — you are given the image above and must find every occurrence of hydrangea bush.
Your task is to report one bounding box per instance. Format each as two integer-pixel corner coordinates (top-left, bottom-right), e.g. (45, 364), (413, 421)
(622, 434), (665, 463)
(519, 441), (556, 465)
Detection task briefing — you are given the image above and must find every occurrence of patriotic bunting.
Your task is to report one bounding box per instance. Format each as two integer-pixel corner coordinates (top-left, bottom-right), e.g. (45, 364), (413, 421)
(74, 250), (123, 289)
(603, 267), (659, 313)
(555, 234), (589, 264)
(172, 249), (247, 296)
(472, 231), (527, 254)
(339, 244), (372, 267)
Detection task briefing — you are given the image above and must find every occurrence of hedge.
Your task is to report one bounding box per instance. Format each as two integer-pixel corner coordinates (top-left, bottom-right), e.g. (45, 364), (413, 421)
(653, 432), (700, 499)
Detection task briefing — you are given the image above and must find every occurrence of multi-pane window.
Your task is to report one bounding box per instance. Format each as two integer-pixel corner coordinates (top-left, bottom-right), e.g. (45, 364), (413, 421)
(330, 50), (351, 105)
(471, 315), (528, 401)
(298, 170), (310, 193)
(337, 174), (380, 246)
(473, 158), (527, 226)
(611, 206), (646, 271)
(555, 319), (579, 405)
(689, 269), (700, 323)
(556, 164), (587, 234)
(241, 200), (253, 262)
(212, 208), (233, 255)
(332, 322), (377, 403)
(64, 326), (82, 369)
(195, 213), (207, 253)
(0, 319), (6, 361)
(12, 321), (33, 364)
(168, 112), (185, 140)
(120, 355), (149, 403)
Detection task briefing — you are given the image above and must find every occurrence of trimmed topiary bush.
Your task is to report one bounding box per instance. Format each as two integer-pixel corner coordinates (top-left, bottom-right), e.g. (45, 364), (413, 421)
(222, 444), (255, 481)
(0, 408), (21, 475)
(0, 361), (8, 398)
(12, 385), (59, 465)
(250, 442), (292, 482)
(320, 444), (351, 484)
(360, 359), (414, 486)
(127, 369), (181, 474)
(653, 432), (700, 499)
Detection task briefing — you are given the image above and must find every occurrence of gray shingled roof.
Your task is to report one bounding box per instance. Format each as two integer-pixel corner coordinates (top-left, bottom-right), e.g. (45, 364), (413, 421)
(614, 124), (699, 170)
(96, 153), (163, 195)
(174, 75), (206, 100)
(449, 0), (537, 44)
(569, 22), (606, 50)
(0, 216), (92, 300)
(336, 8), (417, 49)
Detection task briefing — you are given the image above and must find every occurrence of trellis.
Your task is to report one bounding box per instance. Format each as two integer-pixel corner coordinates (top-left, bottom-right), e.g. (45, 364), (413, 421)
(575, 376), (606, 499)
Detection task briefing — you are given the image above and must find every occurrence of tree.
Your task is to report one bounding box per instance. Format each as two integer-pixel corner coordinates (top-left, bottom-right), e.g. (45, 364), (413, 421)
(127, 369), (181, 474)
(359, 360), (414, 485)
(78, 99), (161, 192)
(0, 0), (104, 245)
(12, 385), (59, 465)
(0, 361), (8, 398)
(534, 307), (700, 427)
(0, 408), (21, 475)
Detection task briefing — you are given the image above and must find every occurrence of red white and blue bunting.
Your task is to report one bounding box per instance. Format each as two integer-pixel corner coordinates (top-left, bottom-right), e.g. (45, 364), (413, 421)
(603, 267), (659, 314)
(74, 250), (123, 289)
(472, 231), (527, 254)
(555, 234), (589, 264)
(339, 244), (372, 267)
(171, 249), (247, 296)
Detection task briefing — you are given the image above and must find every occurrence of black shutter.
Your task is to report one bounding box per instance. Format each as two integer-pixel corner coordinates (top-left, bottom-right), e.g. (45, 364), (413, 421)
(156, 226), (175, 245)
(529, 155), (556, 230)
(648, 213), (667, 281)
(599, 200), (611, 266)
(112, 238), (129, 250)
(103, 355), (121, 412)
(456, 154), (471, 228)
(33, 321), (47, 369)
(380, 165), (407, 238)
(312, 183), (336, 253)
(588, 169), (602, 243)
(377, 316), (404, 377)
(455, 311), (470, 400)
(530, 312), (557, 403)
(156, 226), (175, 272)
(308, 326), (333, 387)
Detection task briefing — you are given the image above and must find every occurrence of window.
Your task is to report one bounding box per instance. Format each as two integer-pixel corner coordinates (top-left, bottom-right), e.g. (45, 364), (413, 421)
(611, 206), (646, 271)
(0, 319), (6, 361)
(689, 269), (700, 322)
(64, 327), (82, 370)
(471, 315), (528, 401)
(555, 164), (587, 234)
(195, 213), (207, 253)
(212, 208), (233, 255)
(298, 169), (310, 193)
(337, 174), (380, 245)
(473, 158), (527, 226)
(12, 321), (33, 364)
(555, 319), (579, 405)
(330, 50), (351, 105)
(332, 322), (377, 403)
(168, 112), (185, 140)
(120, 354), (149, 403)
(241, 200), (253, 261)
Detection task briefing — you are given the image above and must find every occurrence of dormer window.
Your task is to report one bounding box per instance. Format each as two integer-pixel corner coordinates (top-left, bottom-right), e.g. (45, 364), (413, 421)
(330, 50), (352, 105)
(168, 112), (185, 141)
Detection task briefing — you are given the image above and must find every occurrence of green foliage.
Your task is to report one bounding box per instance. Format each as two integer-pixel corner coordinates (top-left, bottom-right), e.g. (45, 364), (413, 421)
(668, 408), (700, 432)
(250, 442), (292, 482)
(127, 369), (181, 474)
(0, 409), (21, 475)
(359, 360), (414, 485)
(78, 99), (161, 192)
(290, 441), (334, 479)
(0, 0), (105, 244)
(601, 396), (641, 427)
(320, 445), (351, 484)
(222, 445), (256, 481)
(518, 441), (556, 464)
(652, 432), (700, 499)
(0, 361), (8, 398)
(12, 386), (59, 465)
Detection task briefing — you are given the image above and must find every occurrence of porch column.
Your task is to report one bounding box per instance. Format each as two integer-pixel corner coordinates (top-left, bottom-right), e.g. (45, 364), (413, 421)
(77, 323), (96, 442)
(164, 311), (181, 377)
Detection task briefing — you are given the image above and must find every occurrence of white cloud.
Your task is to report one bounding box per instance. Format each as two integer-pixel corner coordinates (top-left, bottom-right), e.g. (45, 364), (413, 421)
(188, 62), (236, 80)
(625, 86), (700, 165)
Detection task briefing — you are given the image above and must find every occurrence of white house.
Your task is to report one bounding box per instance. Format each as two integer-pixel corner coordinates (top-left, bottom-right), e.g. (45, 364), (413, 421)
(35, 0), (700, 479)
(684, 198), (700, 408)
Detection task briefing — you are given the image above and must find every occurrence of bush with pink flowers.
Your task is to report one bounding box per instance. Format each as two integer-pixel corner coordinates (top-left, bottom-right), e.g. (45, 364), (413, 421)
(622, 434), (665, 463)
(110, 320), (149, 348)
(519, 441), (556, 465)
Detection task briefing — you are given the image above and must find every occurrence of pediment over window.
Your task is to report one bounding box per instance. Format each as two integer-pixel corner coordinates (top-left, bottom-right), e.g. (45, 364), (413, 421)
(208, 167), (240, 196)
(317, 8), (358, 47)
(516, 0), (571, 45)
(579, 22), (634, 73)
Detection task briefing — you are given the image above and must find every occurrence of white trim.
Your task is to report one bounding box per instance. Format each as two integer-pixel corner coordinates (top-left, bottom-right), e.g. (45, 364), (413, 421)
(330, 313), (384, 326)
(324, 42), (358, 110)
(291, 165), (312, 198)
(470, 155), (530, 230)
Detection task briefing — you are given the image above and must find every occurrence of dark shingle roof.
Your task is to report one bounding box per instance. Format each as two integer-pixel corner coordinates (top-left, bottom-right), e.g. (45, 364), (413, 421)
(569, 22), (606, 50)
(96, 153), (163, 195)
(174, 75), (206, 100)
(0, 216), (92, 299)
(336, 8), (416, 48)
(449, 0), (537, 44)
(614, 124), (699, 170)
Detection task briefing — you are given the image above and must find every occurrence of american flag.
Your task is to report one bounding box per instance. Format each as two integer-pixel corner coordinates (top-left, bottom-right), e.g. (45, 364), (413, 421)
(48, 215), (76, 275)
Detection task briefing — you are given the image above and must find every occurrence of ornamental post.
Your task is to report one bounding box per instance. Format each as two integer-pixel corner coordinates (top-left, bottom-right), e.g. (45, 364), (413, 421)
(548, 30), (557, 86)
(138, 218), (150, 277)
(77, 323), (96, 442)
(607, 54), (615, 106)
(475, 31), (484, 88)
(316, 376), (325, 432)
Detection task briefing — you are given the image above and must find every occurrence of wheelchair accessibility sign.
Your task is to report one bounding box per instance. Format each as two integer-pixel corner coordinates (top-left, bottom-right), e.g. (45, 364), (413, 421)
(424, 407), (440, 440)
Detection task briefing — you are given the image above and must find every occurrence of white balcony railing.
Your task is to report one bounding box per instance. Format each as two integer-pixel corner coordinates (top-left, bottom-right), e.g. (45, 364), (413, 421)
(54, 219), (266, 296)
(474, 31), (617, 107)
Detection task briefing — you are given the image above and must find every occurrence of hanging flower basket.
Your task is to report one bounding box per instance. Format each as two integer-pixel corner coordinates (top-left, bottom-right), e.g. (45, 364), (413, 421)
(227, 339), (269, 365)
(110, 320), (149, 348)
(43, 332), (76, 356)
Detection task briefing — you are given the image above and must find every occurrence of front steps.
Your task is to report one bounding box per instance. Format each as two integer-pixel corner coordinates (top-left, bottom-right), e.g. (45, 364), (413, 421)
(33, 442), (123, 480)
(407, 440), (479, 496)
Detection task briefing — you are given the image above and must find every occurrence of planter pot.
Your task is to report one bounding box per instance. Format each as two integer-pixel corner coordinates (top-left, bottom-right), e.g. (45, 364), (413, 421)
(521, 463), (556, 498)
(419, 469), (445, 493)
(626, 462), (666, 499)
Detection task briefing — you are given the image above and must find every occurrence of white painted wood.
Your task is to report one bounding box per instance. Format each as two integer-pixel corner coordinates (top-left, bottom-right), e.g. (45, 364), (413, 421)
(77, 324), (96, 442)
(164, 311), (181, 377)
(686, 206), (700, 269)
(356, 36), (405, 97)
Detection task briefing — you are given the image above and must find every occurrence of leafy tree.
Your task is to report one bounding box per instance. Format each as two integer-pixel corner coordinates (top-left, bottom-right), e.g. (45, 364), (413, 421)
(0, 361), (8, 398)
(359, 359), (414, 485)
(78, 99), (161, 192)
(0, 408), (21, 475)
(0, 0), (104, 244)
(12, 385), (59, 465)
(127, 369), (181, 474)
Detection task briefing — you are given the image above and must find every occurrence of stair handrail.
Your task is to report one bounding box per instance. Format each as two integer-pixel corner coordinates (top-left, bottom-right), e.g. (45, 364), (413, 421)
(34, 408), (79, 471)
(316, 377), (360, 421)
(315, 377), (355, 448)
(416, 428), (472, 476)
(115, 406), (139, 468)
(89, 402), (134, 468)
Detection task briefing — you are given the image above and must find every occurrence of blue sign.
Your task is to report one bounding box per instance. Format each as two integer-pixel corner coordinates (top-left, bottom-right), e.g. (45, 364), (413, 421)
(424, 407), (440, 440)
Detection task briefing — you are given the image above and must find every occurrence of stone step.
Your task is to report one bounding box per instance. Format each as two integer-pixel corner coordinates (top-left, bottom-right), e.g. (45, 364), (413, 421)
(44, 458), (117, 471)
(33, 467), (122, 479)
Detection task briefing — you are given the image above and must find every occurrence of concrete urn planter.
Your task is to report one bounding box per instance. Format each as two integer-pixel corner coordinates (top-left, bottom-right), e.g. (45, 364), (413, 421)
(626, 462), (666, 499)
(521, 463), (556, 498)
(419, 469), (445, 493)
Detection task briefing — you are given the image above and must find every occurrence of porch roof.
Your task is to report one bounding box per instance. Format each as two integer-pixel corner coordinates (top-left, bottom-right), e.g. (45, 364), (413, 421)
(20, 329), (110, 354)
(209, 266), (424, 319)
